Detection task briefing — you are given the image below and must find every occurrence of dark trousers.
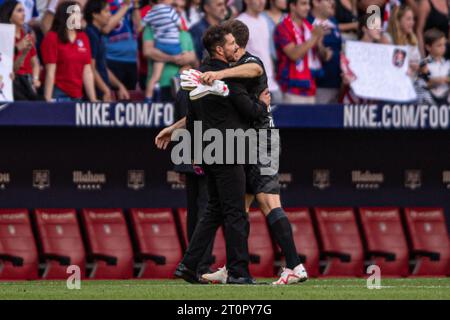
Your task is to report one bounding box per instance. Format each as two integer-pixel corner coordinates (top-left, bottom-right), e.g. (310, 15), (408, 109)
(185, 173), (214, 274)
(107, 60), (138, 90)
(182, 164), (250, 279)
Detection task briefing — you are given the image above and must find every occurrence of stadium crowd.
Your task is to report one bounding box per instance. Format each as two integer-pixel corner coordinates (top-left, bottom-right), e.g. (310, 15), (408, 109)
(0, 0), (448, 104)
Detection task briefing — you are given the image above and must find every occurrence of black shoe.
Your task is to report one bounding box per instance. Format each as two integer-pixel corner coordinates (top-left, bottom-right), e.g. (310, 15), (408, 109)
(226, 276), (256, 285)
(174, 263), (208, 284)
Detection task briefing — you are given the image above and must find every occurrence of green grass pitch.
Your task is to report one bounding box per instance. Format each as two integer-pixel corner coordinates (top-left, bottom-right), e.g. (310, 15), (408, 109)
(0, 278), (449, 300)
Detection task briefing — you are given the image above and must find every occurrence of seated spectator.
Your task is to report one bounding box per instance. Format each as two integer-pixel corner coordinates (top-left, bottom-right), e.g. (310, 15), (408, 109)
(262, 0), (287, 63)
(143, 0), (184, 103)
(334, 0), (358, 40)
(423, 28), (449, 104)
(189, 0), (226, 62)
(308, 0), (341, 104)
(143, 24), (197, 102)
(238, 0), (282, 103)
(41, 1), (96, 102)
(274, 0), (325, 104)
(0, 0), (41, 100)
(386, 5), (421, 78)
(105, 0), (141, 90)
(84, 0), (130, 102)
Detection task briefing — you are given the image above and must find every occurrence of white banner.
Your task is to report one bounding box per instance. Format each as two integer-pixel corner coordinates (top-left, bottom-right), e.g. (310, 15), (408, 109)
(0, 23), (15, 102)
(345, 41), (417, 102)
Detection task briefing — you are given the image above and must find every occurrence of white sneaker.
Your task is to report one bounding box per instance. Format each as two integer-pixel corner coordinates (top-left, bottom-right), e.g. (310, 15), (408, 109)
(201, 266), (228, 284)
(272, 264), (308, 285)
(189, 81), (229, 100)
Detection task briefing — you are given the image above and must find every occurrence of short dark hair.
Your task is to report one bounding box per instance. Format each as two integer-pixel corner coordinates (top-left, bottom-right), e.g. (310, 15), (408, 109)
(222, 19), (249, 48)
(84, 0), (108, 25)
(424, 28), (446, 47)
(202, 24), (232, 57)
(288, 0), (299, 12)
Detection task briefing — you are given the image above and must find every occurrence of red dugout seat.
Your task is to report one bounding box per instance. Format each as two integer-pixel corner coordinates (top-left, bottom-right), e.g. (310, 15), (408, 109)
(176, 209), (226, 270)
(130, 209), (182, 278)
(81, 209), (133, 279)
(314, 208), (364, 277)
(283, 208), (320, 277)
(34, 209), (86, 279)
(404, 208), (449, 276)
(358, 207), (409, 277)
(0, 209), (38, 280)
(248, 210), (275, 277)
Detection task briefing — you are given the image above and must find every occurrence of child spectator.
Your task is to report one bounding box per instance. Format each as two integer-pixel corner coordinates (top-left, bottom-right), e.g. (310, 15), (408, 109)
(0, 0), (41, 100)
(143, 0), (184, 103)
(423, 28), (449, 104)
(41, 1), (97, 102)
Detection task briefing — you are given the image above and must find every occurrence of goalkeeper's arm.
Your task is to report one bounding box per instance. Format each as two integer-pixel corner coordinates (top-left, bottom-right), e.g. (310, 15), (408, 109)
(200, 63), (263, 85)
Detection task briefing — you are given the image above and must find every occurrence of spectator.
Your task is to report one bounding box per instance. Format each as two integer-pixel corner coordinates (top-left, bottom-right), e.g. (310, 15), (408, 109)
(0, 0), (39, 28)
(262, 0), (287, 63)
(40, 1), (96, 102)
(185, 0), (203, 27)
(189, 0), (227, 62)
(417, 0), (449, 58)
(105, 0), (141, 90)
(84, 0), (130, 102)
(334, 0), (358, 40)
(0, 0), (41, 100)
(274, 0), (325, 103)
(386, 5), (421, 77)
(137, 0), (152, 91)
(341, 13), (390, 103)
(308, 0), (342, 104)
(143, 23), (197, 102)
(143, 0), (184, 103)
(423, 28), (449, 104)
(238, 0), (282, 103)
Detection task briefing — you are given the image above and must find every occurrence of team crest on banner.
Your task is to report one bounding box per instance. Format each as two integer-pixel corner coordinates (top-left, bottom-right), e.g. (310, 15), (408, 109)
(405, 170), (422, 190)
(33, 170), (50, 190)
(128, 170), (145, 190)
(313, 170), (330, 190)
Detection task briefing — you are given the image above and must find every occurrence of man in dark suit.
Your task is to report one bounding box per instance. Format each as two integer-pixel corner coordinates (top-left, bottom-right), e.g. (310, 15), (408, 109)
(174, 24), (270, 284)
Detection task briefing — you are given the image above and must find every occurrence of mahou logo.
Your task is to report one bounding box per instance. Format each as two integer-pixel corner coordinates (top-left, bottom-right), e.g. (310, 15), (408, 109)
(352, 170), (384, 189)
(73, 171), (106, 190)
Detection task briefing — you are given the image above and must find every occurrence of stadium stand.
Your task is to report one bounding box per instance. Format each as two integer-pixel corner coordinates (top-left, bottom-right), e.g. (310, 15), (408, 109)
(33, 209), (85, 279)
(248, 209), (275, 277)
(358, 207), (409, 277)
(81, 209), (133, 279)
(283, 208), (320, 277)
(314, 208), (364, 277)
(0, 209), (38, 280)
(176, 209), (226, 270)
(129, 208), (182, 278)
(403, 208), (450, 276)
